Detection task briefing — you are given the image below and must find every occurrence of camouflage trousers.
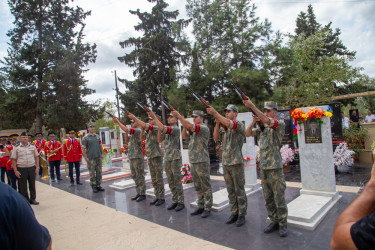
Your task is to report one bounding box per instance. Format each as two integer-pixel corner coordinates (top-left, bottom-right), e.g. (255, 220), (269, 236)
(148, 156), (165, 199)
(164, 159), (184, 204)
(260, 168), (288, 226)
(130, 158), (146, 195)
(88, 157), (102, 188)
(223, 164), (247, 216)
(191, 162), (213, 210)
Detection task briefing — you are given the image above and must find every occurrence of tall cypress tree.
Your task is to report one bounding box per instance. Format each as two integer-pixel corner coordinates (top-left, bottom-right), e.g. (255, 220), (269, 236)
(118, 0), (190, 121)
(3, 0), (97, 131)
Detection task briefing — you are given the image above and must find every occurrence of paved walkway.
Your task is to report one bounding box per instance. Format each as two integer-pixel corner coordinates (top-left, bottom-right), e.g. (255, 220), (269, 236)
(32, 181), (230, 250)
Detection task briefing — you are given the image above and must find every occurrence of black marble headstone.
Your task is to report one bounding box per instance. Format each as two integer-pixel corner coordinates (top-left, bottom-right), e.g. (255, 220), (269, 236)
(276, 109), (293, 148)
(304, 118), (322, 143)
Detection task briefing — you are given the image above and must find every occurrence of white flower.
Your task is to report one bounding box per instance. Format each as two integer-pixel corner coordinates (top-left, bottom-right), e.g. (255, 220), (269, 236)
(280, 145), (294, 166)
(333, 143), (355, 168)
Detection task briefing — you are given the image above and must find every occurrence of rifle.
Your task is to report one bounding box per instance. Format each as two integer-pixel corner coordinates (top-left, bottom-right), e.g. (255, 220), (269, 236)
(231, 83), (253, 113)
(186, 86), (211, 108)
(104, 110), (127, 126)
(134, 100), (164, 125)
(186, 86), (227, 131)
(161, 98), (175, 111)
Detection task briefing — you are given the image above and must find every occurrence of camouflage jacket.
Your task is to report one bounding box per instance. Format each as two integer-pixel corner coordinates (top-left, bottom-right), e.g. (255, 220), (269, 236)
(252, 117), (285, 170)
(128, 128), (143, 160)
(220, 120), (245, 166)
(188, 123), (210, 164)
(145, 123), (162, 159)
(161, 125), (181, 161)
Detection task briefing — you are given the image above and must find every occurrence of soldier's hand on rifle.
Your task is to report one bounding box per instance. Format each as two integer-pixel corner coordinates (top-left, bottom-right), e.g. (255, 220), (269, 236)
(253, 115), (261, 122)
(128, 113), (136, 120)
(112, 117), (120, 124)
(171, 110), (180, 118)
(147, 111), (156, 119)
(206, 107), (217, 116)
(242, 95), (253, 108)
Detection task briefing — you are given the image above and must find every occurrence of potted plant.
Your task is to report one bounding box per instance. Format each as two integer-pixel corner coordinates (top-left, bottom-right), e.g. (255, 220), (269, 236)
(333, 142), (355, 173)
(280, 145), (294, 173)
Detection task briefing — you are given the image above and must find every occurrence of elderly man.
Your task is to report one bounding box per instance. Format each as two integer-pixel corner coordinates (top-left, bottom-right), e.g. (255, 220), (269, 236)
(11, 132), (40, 205)
(244, 99), (288, 237)
(207, 104), (247, 227)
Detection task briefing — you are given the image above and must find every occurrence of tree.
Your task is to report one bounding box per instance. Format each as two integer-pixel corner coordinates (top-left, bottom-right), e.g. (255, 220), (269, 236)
(118, 0), (190, 121)
(3, 0), (97, 132)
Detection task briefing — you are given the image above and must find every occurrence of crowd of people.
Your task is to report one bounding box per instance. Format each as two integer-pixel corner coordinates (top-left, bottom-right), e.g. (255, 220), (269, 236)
(342, 109), (375, 129)
(1, 96), (375, 249)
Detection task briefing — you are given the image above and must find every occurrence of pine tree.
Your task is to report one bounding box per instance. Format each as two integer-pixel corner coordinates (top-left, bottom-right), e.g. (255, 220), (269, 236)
(3, 0), (97, 132)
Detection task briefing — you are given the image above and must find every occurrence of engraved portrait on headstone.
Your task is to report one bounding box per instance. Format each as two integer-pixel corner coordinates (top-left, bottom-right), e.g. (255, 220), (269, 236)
(304, 118), (322, 143)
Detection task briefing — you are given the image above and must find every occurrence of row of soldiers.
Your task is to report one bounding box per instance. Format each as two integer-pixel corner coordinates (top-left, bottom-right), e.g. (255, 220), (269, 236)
(110, 95), (288, 237)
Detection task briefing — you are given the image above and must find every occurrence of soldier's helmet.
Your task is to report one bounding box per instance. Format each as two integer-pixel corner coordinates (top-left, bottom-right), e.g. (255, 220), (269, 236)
(264, 101), (278, 111)
(224, 104), (238, 113)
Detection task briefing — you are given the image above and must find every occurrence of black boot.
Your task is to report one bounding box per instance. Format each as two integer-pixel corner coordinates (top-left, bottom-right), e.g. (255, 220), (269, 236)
(131, 194), (140, 200)
(190, 207), (204, 216)
(150, 198), (159, 205)
(136, 195), (146, 202)
(167, 203), (178, 210)
(97, 186), (105, 192)
(264, 222), (279, 234)
(155, 199), (165, 206)
(236, 216), (246, 227)
(201, 210), (211, 218)
(92, 187), (99, 193)
(175, 203), (185, 212)
(225, 214), (238, 224)
(279, 225), (288, 237)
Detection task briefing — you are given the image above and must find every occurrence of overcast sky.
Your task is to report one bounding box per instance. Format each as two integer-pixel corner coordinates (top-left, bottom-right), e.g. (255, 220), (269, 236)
(0, 0), (374, 105)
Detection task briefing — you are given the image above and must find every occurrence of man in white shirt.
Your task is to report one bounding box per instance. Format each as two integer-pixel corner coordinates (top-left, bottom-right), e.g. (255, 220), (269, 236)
(365, 110), (375, 123)
(342, 112), (349, 129)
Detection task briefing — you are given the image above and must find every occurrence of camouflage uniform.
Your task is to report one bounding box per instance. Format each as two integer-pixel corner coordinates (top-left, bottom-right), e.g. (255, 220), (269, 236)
(128, 128), (146, 196)
(82, 134), (102, 188)
(145, 123), (165, 200)
(188, 123), (213, 211)
(220, 120), (247, 216)
(161, 125), (184, 204)
(252, 117), (287, 226)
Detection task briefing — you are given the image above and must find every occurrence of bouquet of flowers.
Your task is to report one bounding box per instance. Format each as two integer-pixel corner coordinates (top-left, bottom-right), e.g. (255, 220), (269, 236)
(181, 164), (193, 184)
(77, 131), (86, 137)
(333, 142), (354, 170)
(291, 108), (307, 124)
(120, 144), (128, 155)
(280, 145), (294, 166)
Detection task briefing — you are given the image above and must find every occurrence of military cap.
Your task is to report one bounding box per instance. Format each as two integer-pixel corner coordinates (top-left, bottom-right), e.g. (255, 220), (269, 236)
(35, 132), (43, 136)
(48, 131), (56, 136)
(87, 123), (94, 128)
(20, 131), (28, 137)
(9, 134), (19, 140)
(148, 114), (161, 120)
(0, 136), (8, 141)
(224, 104), (238, 113)
(264, 101), (278, 111)
(68, 128), (76, 134)
(192, 110), (205, 117)
(28, 135), (32, 139)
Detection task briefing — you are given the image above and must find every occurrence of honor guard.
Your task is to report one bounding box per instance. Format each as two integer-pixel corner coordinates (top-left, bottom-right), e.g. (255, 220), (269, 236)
(172, 110), (213, 218)
(63, 129), (83, 185)
(7, 134), (19, 189)
(28, 135), (33, 143)
(207, 104), (247, 227)
(44, 132), (63, 181)
(149, 111), (185, 212)
(33, 132), (48, 178)
(112, 116), (146, 202)
(127, 113), (165, 206)
(244, 99), (288, 237)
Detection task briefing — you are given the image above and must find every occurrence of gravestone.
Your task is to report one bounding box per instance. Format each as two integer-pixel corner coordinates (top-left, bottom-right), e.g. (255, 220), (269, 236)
(277, 109), (293, 148)
(286, 105), (340, 230)
(191, 112), (261, 212)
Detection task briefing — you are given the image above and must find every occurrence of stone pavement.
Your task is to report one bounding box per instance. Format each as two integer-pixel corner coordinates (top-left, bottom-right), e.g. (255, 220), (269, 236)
(33, 164), (361, 250)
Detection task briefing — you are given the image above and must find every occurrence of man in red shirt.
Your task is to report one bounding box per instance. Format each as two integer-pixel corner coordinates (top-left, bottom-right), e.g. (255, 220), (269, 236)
(63, 129), (83, 185)
(0, 136), (10, 184)
(6, 134), (19, 190)
(44, 132), (63, 181)
(33, 132), (46, 177)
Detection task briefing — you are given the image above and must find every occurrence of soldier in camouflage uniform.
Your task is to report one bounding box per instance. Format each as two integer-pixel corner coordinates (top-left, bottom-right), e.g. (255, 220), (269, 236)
(244, 99), (288, 237)
(207, 104), (247, 227)
(82, 123), (105, 193)
(128, 113), (165, 206)
(149, 111), (185, 212)
(113, 117), (146, 202)
(172, 110), (213, 218)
